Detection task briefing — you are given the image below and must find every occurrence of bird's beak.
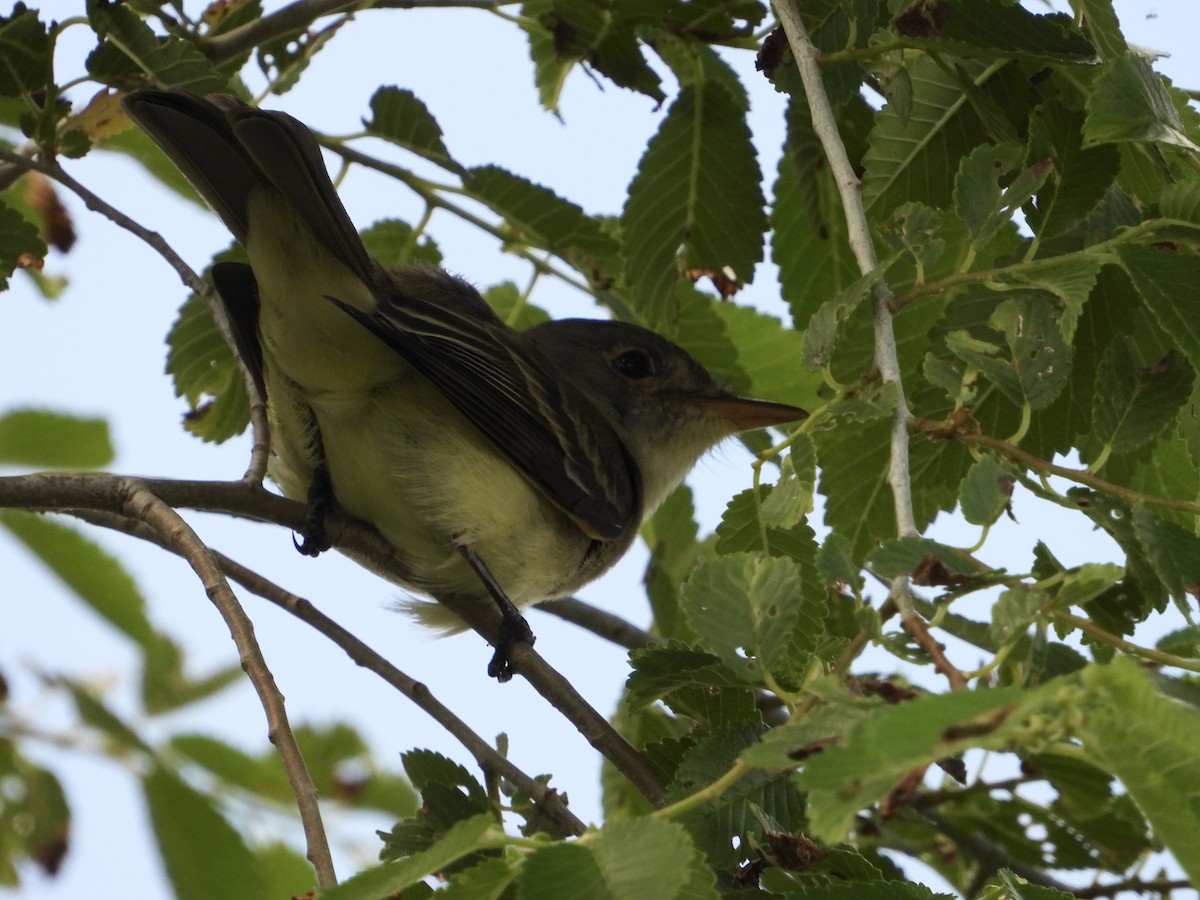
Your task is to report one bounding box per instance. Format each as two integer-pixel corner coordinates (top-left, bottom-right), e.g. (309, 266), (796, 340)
(688, 395), (807, 432)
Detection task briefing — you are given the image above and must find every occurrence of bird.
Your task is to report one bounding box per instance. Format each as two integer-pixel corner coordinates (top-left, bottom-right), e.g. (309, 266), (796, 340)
(121, 88), (806, 680)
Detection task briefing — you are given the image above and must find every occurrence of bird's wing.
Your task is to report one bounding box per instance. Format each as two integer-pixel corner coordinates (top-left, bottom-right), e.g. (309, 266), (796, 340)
(330, 278), (640, 541)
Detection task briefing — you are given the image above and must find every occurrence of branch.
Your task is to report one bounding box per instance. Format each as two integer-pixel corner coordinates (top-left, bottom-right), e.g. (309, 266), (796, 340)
(772, 2), (925, 634)
(537, 598), (660, 651)
(0, 472), (667, 806)
(115, 480), (337, 887)
(71, 509), (588, 837)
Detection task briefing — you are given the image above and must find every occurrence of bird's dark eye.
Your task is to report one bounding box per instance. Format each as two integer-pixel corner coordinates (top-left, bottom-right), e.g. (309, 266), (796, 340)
(610, 348), (654, 379)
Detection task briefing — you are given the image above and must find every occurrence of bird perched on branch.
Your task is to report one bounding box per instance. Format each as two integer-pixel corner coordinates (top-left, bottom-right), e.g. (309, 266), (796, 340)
(122, 88), (805, 680)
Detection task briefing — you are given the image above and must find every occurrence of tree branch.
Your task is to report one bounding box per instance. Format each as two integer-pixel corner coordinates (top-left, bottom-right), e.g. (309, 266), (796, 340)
(71, 508), (588, 837)
(772, 3), (928, 656)
(537, 597), (660, 651)
(0, 472), (667, 807)
(115, 479), (337, 887)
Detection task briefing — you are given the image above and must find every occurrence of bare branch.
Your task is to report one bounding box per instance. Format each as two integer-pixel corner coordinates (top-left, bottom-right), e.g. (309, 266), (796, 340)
(772, 2), (922, 628)
(72, 509), (588, 837)
(537, 598), (660, 651)
(115, 479), (337, 887)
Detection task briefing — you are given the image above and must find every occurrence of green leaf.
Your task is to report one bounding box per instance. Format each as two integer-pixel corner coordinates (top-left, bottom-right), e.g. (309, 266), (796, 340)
(143, 764), (268, 900)
(782, 882), (953, 899)
(165, 289), (250, 443)
(945, 291), (1072, 411)
(894, 0), (1095, 63)
(467, 165), (619, 282)
(622, 82), (765, 326)
(1131, 506), (1200, 608)
(1078, 658), (1200, 882)
(0, 743), (70, 880)
(86, 4), (227, 92)
(797, 684), (1054, 841)
(773, 96), (868, 325)
(625, 643), (752, 712)
(1116, 244), (1200, 372)
(1075, 0), (1126, 61)
(518, 817), (710, 900)
(713, 302), (821, 409)
(1159, 179), (1200, 226)
(866, 536), (978, 583)
(862, 56), (1008, 216)
(439, 856), (518, 899)
(326, 816), (500, 900)
(815, 418), (893, 559)
(360, 218), (443, 269)
(0, 7), (49, 97)
(1092, 339), (1194, 456)
(0, 511), (155, 646)
(800, 263), (889, 371)
(0, 197), (47, 290)
(0, 409), (112, 468)
(364, 86), (459, 172)
(1025, 102), (1121, 250)
(669, 723), (806, 868)
(484, 281), (550, 331)
(141, 636), (241, 714)
(1084, 52), (1200, 151)
(760, 439), (816, 527)
(681, 553), (810, 687)
(952, 142), (1035, 250)
(959, 454), (1012, 526)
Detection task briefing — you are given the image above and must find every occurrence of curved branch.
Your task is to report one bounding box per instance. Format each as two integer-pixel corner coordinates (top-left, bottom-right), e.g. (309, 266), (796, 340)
(72, 509), (588, 836)
(537, 597), (660, 651)
(114, 479), (337, 887)
(0, 472), (667, 807)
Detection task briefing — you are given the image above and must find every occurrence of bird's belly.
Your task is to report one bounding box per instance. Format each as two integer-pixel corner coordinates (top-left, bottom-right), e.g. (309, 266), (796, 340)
(307, 377), (595, 606)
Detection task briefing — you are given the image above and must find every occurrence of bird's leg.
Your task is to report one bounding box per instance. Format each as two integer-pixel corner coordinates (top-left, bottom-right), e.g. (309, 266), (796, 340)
(293, 462), (335, 556)
(456, 544), (536, 682)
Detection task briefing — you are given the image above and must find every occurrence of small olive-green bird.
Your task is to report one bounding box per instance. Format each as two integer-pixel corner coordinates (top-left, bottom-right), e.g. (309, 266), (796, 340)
(122, 89), (805, 679)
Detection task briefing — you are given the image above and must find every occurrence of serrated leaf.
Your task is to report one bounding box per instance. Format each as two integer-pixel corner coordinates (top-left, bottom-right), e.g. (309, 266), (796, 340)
(952, 141), (1028, 249)
(773, 95), (868, 326)
(866, 536), (978, 582)
(0, 197), (47, 290)
(862, 56), (1005, 216)
(1084, 52), (1199, 151)
(166, 289), (250, 443)
(0, 510), (155, 646)
(1050, 563), (1126, 611)
(1092, 339), (1194, 456)
(1131, 506), (1200, 607)
(626, 643), (752, 710)
(959, 454), (1011, 526)
(946, 291), (1072, 411)
(143, 764), (267, 900)
(622, 82), (765, 325)
(1159, 180), (1200, 227)
(0, 7), (49, 97)
(895, 0), (1095, 63)
(669, 723), (806, 868)
(467, 165), (619, 281)
(1076, 0), (1126, 61)
(360, 218), (443, 269)
(0, 409), (112, 468)
(681, 553), (809, 686)
(364, 86), (459, 172)
(439, 856), (518, 900)
(741, 700), (876, 769)
(1078, 658), (1200, 882)
(1116, 244), (1200, 373)
(1025, 102), (1121, 253)
(323, 815), (499, 900)
(800, 263), (889, 371)
(760, 438), (816, 527)
(86, 4), (227, 92)
(797, 684), (1053, 841)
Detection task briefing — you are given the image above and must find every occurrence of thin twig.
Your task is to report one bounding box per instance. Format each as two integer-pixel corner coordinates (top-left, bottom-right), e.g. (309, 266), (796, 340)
(903, 615), (968, 690)
(115, 480), (337, 887)
(772, 3), (921, 633)
(70, 509), (588, 836)
(537, 598), (660, 651)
